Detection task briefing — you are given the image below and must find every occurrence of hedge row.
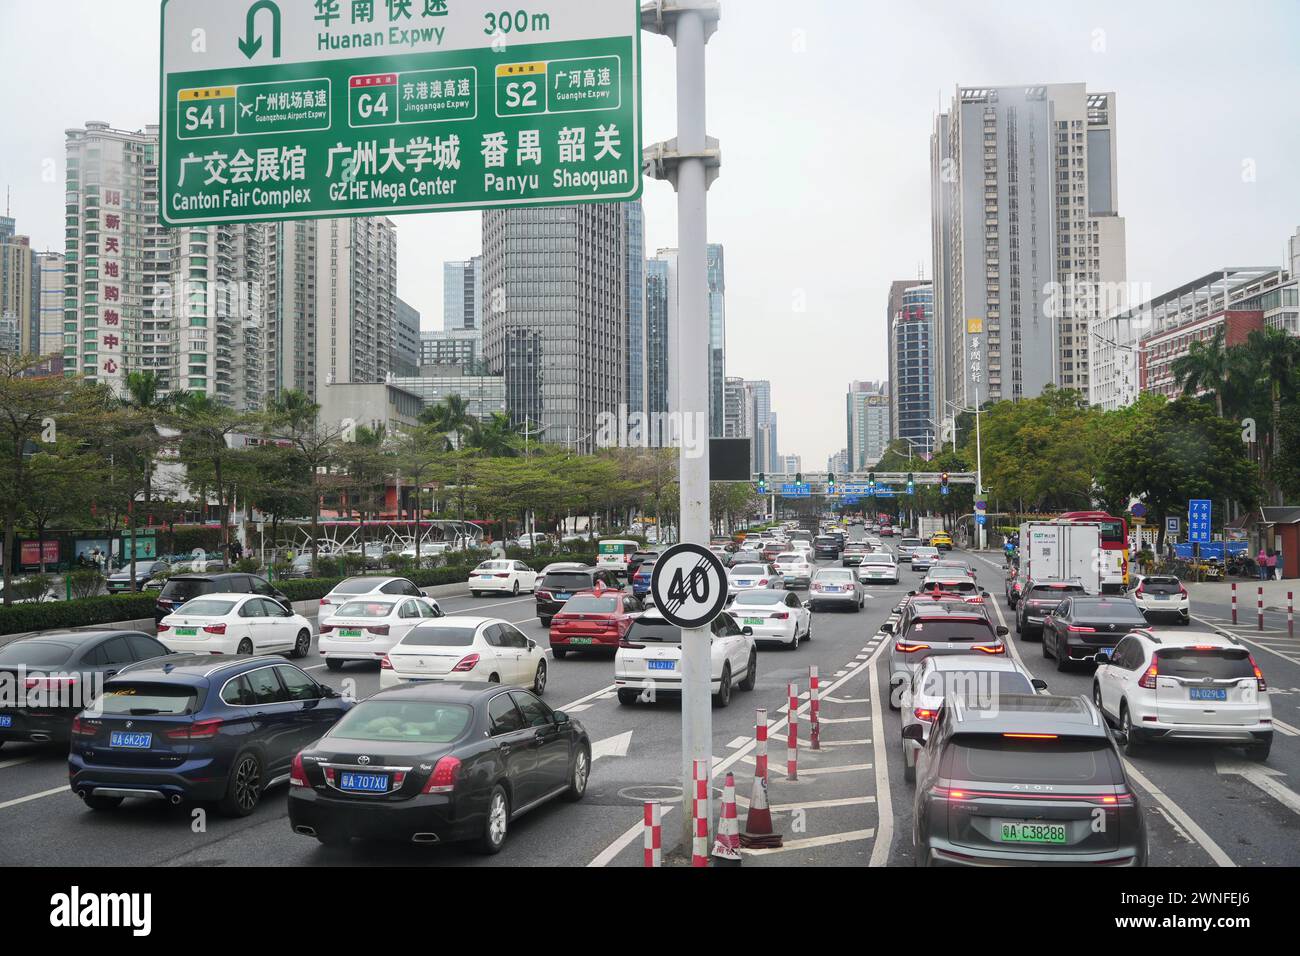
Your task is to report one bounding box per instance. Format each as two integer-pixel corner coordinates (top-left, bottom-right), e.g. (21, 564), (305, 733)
(0, 551), (602, 637)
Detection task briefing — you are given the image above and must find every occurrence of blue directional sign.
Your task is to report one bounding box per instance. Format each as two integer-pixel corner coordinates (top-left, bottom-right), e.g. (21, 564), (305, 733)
(1165, 516), (1180, 537)
(941, 485), (950, 496)
(780, 483), (811, 498)
(976, 514), (987, 526)
(842, 496), (859, 505)
(872, 487), (897, 499)
(1188, 499), (1212, 545)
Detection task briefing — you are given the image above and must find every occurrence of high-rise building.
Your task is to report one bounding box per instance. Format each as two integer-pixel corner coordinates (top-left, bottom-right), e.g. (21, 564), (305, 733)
(443, 257), (482, 331)
(316, 217), (397, 392)
(890, 283), (936, 455)
(420, 328), (482, 371)
(0, 232), (35, 354)
(780, 454), (801, 475)
(645, 257), (670, 423)
(931, 85), (1126, 411)
(827, 448), (849, 477)
(37, 252), (66, 361)
(652, 243), (726, 437)
(624, 201), (647, 415)
(723, 376), (751, 438)
(263, 220), (319, 400)
(393, 298), (422, 377)
(482, 204), (627, 453)
(846, 380), (891, 471)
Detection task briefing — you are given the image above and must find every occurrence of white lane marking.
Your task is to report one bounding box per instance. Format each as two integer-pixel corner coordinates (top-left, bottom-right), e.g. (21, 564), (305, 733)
(817, 715), (871, 724)
(1273, 718), (1300, 736)
(867, 650), (894, 867)
(560, 683), (619, 711)
(726, 736), (748, 749)
(742, 829), (876, 856)
(834, 670), (847, 677)
(1150, 805), (1195, 845)
(566, 704), (592, 713)
(1191, 615), (1300, 667)
(0, 785), (68, 811)
(1122, 760), (1235, 867)
(856, 654), (870, 660)
(591, 730), (634, 761)
(1215, 755), (1300, 817)
(816, 738), (872, 746)
(588, 647), (877, 867)
(735, 794), (875, 811)
(0, 757), (38, 771)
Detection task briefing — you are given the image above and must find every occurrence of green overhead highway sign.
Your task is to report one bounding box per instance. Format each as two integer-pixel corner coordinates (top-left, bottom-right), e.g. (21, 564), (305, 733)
(159, 0), (642, 226)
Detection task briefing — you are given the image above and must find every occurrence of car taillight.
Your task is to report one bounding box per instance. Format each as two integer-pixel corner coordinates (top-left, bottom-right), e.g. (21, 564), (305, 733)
(1067, 625), (1096, 633)
(758, 579), (769, 586)
(452, 653), (480, 672)
(289, 752), (309, 788)
(366, 625), (389, 636)
(24, 675), (78, 692)
(1178, 586), (1188, 597)
(1138, 661), (1158, 689)
(494, 573), (510, 578)
(914, 708), (938, 722)
(1250, 655), (1267, 691)
(772, 612), (789, 620)
(71, 716), (96, 737)
(536, 590), (552, 600)
(320, 623), (334, 633)
(380, 655), (392, 669)
(970, 644), (1005, 654)
(931, 786), (967, 801)
(157, 623), (171, 632)
(422, 755), (462, 794)
(1134, 585), (1144, 596)
(203, 623), (226, 634)
(167, 718), (223, 740)
(810, 584), (823, 592)
(619, 639), (645, 649)
(319, 598), (331, 606)
(895, 642), (929, 653)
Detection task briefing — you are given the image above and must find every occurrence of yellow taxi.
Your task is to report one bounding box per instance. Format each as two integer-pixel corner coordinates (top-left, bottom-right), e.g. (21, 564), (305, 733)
(930, 530), (953, 551)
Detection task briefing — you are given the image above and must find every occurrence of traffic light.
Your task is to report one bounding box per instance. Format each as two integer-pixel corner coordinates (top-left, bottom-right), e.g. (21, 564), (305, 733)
(906, 471), (915, 495)
(827, 472), (836, 495)
(867, 471), (876, 497)
(941, 471), (950, 491)
(757, 473), (768, 494)
(795, 472), (803, 485)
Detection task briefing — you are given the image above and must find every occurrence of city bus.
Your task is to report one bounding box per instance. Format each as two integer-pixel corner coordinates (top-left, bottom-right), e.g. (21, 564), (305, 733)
(1059, 511), (1130, 592)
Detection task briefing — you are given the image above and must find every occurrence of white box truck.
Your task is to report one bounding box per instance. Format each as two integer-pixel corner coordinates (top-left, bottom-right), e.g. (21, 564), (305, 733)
(1019, 521), (1103, 594)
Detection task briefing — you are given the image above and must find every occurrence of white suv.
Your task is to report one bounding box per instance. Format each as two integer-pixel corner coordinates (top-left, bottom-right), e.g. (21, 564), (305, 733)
(1132, 575), (1190, 625)
(1093, 629), (1272, 760)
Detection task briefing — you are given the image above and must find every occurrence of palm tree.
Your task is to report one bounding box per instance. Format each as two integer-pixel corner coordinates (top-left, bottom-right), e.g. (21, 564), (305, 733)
(1171, 327), (1229, 417)
(419, 394), (473, 450)
(466, 412), (525, 458)
(1245, 328), (1300, 502)
(116, 372), (187, 589)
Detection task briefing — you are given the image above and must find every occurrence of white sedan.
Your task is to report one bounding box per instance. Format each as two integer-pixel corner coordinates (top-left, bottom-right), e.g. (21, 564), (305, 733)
(727, 562), (782, 594)
(773, 551), (814, 588)
(380, 616), (549, 695)
(729, 589), (812, 649)
(858, 552), (900, 584)
(157, 593), (314, 658)
(614, 610), (757, 708)
(319, 595), (444, 671)
(468, 560), (539, 597)
(318, 576), (427, 620)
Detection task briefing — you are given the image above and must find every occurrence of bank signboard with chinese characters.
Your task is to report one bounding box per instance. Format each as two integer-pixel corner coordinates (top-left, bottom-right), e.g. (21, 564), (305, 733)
(160, 0), (642, 226)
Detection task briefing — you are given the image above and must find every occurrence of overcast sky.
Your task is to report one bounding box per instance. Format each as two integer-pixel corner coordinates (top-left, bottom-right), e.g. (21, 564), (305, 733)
(2, 0), (1298, 466)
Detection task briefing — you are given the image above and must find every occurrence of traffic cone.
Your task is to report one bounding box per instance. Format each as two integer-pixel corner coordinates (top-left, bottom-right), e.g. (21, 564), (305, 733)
(711, 772), (742, 866)
(740, 708), (783, 849)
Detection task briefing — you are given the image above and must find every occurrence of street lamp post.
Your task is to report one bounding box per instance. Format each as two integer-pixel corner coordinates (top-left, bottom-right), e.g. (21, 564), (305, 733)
(945, 397), (985, 550)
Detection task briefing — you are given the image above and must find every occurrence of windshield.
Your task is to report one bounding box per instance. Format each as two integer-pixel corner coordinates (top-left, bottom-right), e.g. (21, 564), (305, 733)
(625, 619), (682, 644)
(173, 599), (237, 617)
(331, 701), (472, 744)
(905, 620), (994, 641)
(543, 572), (594, 590)
(334, 600), (397, 618)
(561, 596), (619, 614)
(732, 590), (785, 606)
(731, 565), (767, 576)
(474, 562), (510, 571)
(944, 736), (1117, 786)
(99, 683), (198, 717)
(901, 539), (922, 548)
(1071, 600), (1146, 622)
(816, 570), (854, 582)
(0, 641), (75, 666)
(332, 579), (383, 594)
(1156, 648), (1255, 680)
(160, 579), (215, 602)
(863, 554), (895, 565)
(920, 670), (1034, 700)
(399, 625), (478, 648)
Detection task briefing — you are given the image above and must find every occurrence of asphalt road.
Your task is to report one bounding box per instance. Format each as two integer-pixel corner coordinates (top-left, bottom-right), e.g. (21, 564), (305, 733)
(1, 528), (1298, 866)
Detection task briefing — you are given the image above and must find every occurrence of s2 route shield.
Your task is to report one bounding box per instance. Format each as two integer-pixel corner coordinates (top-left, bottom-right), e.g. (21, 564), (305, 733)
(159, 0), (642, 226)
(649, 544), (728, 630)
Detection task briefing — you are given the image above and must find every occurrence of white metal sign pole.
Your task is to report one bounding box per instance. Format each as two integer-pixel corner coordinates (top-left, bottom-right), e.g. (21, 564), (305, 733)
(642, 0), (722, 853)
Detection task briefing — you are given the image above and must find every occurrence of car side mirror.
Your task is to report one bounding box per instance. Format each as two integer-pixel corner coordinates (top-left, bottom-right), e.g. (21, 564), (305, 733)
(996, 625), (1009, 636)
(901, 724), (925, 742)
(1094, 647), (1113, 663)
(880, 621), (895, 635)
(982, 589), (990, 597)
(907, 590), (916, 597)
(1031, 678), (1048, 691)
(528, 639), (537, 651)
(322, 685), (341, 699)
(742, 626), (754, 637)
(553, 710), (570, 724)
(802, 601), (812, 610)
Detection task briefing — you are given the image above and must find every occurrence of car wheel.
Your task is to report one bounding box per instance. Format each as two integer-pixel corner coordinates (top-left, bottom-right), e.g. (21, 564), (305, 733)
(540, 616), (552, 627)
(292, 629), (311, 659)
(552, 647), (567, 660)
(532, 660), (547, 695)
(1042, 631), (1052, 658)
(617, 688), (639, 705)
(219, 750), (263, 817)
(237, 638), (254, 655)
(477, 785), (510, 854)
(739, 650), (758, 691)
(325, 658), (344, 672)
(471, 590), (482, 598)
(888, 680), (902, 711)
(565, 745), (591, 802)
(1015, 614), (1023, 635)
(1055, 640), (1069, 672)
(1245, 737), (1272, 762)
(1093, 683), (1113, 725)
(1120, 705), (1143, 758)
(788, 628), (800, 650)
(82, 794), (124, 812)
(902, 744), (916, 784)
(512, 580), (520, 596)
(488, 673), (500, 684)
(712, 666), (732, 708)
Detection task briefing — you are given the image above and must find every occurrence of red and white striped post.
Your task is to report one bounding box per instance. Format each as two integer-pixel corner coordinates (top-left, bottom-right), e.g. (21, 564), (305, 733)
(691, 759), (709, 867)
(1259, 586), (1265, 632)
(740, 708), (782, 849)
(643, 801), (662, 868)
(809, 665), (821, 751)
(1289, 592), (1294, 639)
(786, 681), (799, 781)
(1232, 582), (1238, 625)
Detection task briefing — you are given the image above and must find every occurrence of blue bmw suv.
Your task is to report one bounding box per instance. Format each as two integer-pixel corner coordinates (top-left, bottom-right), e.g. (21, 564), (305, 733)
(69, 655), (351, 816)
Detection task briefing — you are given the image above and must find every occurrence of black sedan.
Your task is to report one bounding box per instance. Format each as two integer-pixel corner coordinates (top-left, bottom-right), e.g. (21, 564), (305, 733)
(105, 560), (169, 593)
(1041, 596), (1149, 671)
(0, 630), (171, 746)
(288, 681), (591, 853)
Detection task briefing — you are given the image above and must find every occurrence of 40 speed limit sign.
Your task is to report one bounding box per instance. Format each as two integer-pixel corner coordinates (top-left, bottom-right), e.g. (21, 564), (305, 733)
(649, 544), (729, 629)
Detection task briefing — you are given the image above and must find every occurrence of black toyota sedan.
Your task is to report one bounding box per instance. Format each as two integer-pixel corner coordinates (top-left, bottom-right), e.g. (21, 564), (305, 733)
(0, 630), (171, 747)
(288, 682), (591, 853)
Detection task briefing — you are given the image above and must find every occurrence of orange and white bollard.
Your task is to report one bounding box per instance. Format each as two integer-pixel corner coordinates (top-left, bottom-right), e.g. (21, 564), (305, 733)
(1232, 582), (1238, 625)
(786, 681), (799, 781)
(1259, 586), (1265, 632)
(809, 665), (821, 751)
(643, 800), (662, 868)
(711, 772), (742, 866)
(691, 759), (710, 867)
(1290, 592), (1294, 639)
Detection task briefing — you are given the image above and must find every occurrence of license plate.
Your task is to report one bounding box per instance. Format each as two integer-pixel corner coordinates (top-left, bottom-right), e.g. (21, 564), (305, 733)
(1154, 594), (1170, 601)
(825, 586), (841, 592)
(109, 731), (152, 749)
(648, 660), (675, 671)
(1190, 687), (1227, 701)
(175, 627), (197, 637)
(555, 593), (571, 600)
(744, 617), (764, 626)
(479, 575), (494, 580)
(569, 637), (596, 645)
(339, 772), (390, 793)
(0, 715), (11, 728)
(338, 628), (363, 638)
(996, 821), (1067, 844)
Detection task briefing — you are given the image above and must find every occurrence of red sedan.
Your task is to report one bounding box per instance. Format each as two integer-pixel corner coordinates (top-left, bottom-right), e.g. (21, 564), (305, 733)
(549, 586), (646, 659)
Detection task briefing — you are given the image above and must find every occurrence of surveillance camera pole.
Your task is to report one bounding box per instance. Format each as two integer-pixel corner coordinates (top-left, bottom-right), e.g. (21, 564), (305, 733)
(642, 0), (723, 853)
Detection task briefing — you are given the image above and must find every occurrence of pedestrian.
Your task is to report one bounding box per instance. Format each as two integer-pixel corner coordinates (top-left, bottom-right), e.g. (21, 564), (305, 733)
(1258, 547), (1269, 581)
(1267, 549), (1279, 581)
